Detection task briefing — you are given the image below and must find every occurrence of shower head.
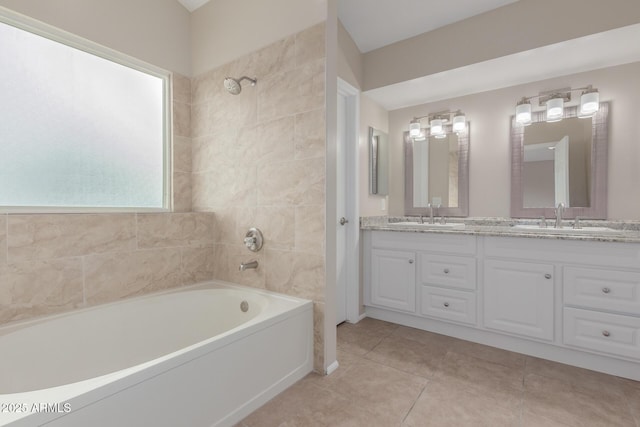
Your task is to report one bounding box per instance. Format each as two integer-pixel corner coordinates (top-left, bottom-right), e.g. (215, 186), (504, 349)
(223, 76), (257, 95)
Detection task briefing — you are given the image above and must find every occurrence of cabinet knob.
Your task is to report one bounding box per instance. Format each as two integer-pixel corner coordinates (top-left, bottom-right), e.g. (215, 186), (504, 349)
(544, 274), (552, 280)
(408, 259), (414, 264)
(602, 287), (611, 294)
(602, 330), (611, 337)
(443, 302), (450, 308)
(443, 268), (450, 274)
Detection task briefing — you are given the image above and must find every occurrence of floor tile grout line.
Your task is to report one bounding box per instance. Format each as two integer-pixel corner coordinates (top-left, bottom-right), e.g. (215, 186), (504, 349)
(517, 385), (526, 427)
(619, 385), (640, 427)
(401, 381), (430, 426)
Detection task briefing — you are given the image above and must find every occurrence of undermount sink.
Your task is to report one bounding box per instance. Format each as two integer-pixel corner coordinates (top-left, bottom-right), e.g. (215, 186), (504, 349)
(512, 224), (621, 234)
(393, 222), (466, 230)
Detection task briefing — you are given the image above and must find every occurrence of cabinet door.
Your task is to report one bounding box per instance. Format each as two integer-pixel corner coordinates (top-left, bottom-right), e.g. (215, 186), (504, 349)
(483, 259), (555, 341)
(370, 249), (416, 312)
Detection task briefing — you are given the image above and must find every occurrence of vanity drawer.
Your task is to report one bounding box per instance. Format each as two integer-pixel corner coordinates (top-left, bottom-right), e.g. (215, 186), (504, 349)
(563, 307), (640, 360)
(419, 254), (476, 290)
(420, 286), (476, 325)
(564, 267), (640, 315)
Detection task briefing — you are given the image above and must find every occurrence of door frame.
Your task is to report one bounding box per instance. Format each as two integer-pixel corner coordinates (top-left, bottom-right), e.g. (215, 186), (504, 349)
(337, 78), (361, 323)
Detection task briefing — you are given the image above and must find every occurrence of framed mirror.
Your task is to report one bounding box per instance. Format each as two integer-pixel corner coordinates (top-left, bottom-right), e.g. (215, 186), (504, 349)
(510, 102), (609, 219)
(404, 125), (469, 217)
(369, 127), (389, 195)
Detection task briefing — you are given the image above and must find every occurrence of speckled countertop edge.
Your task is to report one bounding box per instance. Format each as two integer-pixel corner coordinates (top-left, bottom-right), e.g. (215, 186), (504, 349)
(360, 216), (640, 243)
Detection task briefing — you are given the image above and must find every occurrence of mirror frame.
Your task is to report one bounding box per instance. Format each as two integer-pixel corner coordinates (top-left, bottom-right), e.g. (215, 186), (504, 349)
(404, 125), (470, 217)
(510, 102), (609, 219)
(369, 126), (388, 195)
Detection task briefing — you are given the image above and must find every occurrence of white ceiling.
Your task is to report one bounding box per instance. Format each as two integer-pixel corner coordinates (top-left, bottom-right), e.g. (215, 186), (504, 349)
(177, 0), (519, 51)
(364, 23), (640, 110)
(338, 0), (520, 53)
(177, 0), (210, 12)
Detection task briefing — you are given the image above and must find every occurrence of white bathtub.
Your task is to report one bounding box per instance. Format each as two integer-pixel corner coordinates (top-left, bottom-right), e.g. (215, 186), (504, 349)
(0, 281), (313, 427)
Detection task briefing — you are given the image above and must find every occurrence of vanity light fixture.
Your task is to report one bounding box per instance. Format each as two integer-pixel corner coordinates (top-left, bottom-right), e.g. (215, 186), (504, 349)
(452, 112), (466, 132)
(515, 98), (532, 126)
(409, 118), (422, 138)
(408, 110), (467, 140)
(546, 96), (564, 122)
(514, 85), (600, 125)
(579, 86), (600, 117)
(429, 118), (444, 136)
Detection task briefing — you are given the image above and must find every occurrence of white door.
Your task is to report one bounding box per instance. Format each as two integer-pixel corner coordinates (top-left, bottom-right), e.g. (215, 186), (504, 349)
(336, 90), (348, 324)
(336, 79), (359, 325)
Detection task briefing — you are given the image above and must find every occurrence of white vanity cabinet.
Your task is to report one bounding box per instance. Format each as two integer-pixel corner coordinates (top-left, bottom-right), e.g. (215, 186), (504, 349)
(483, 259), (555, 341)
(363, 229), (640, 380)
(365, 231), (477, 320)
(370, 248), (416, 312)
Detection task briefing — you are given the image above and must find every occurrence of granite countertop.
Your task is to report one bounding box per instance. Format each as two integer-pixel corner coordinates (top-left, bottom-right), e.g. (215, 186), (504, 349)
(360, 216), (640, 243)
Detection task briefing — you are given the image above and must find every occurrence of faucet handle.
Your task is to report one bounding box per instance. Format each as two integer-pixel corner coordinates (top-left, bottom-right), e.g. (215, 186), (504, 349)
(539, 216), (547, 228)
(573, 216), (582, 229)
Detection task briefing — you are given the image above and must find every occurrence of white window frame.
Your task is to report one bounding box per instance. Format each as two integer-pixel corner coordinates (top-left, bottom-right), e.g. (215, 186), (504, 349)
(0, 7), (173, 213)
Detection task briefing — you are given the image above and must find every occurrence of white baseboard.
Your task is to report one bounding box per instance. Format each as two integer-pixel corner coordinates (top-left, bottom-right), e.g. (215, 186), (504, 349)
(325, 360), (340, 376)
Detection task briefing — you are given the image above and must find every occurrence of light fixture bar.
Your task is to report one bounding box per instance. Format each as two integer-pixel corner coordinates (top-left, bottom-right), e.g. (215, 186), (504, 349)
(408, 109), (467, 140)
(514, 85), (600, 126)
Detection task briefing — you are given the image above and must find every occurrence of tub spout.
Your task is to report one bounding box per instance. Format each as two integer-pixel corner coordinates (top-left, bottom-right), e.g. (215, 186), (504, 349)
(239, 260), (258, 271)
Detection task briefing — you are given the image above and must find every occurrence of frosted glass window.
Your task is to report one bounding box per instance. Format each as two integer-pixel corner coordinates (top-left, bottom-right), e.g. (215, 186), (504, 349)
(0, 19), (169, 210)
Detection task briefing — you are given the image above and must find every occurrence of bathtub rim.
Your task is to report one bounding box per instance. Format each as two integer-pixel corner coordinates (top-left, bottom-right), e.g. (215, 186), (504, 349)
(0, 280), (310, 336)
(0, 280), (313, 426)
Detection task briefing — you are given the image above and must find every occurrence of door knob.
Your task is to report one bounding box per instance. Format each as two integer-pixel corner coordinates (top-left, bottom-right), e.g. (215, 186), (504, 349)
(339, 217), (349, 226)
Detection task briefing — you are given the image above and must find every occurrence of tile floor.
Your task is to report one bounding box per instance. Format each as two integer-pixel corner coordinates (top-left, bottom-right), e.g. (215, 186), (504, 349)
(238, 318), (640, 427)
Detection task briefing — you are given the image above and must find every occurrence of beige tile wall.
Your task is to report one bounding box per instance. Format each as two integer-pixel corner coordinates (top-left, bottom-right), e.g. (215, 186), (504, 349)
(0, 212), (214, 325)
(191, 22), (327, 371)
(0, 74), (212, 326)
(172, 73), (193, 212)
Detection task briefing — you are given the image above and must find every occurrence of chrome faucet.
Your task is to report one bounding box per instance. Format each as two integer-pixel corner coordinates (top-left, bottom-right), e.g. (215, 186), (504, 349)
(427, 203), (435, 224)
(239, 260), (258, 271)
(555, 202), (565, 228)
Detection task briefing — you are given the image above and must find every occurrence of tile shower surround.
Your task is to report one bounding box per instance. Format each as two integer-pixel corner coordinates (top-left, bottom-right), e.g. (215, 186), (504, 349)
(190, 23), (327, 371)
(1, 22), (329, 372)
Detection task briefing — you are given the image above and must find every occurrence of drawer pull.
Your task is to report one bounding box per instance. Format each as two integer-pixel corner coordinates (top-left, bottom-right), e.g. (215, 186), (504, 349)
(408, 259), (414, 264)
(443, 268), (450, 274)
(602, 287), (611, 294)
(544, 274), (552, 280)
(602, 330), (611, 337)
(443, 302), (450, 308)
